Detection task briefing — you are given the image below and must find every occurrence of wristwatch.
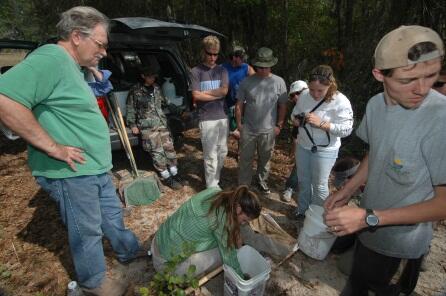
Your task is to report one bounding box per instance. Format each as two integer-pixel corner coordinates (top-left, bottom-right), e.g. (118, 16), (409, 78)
(365, 209), (379, 227)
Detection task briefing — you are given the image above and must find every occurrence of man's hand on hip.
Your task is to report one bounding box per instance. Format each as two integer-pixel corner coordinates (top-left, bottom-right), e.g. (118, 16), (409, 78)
(47, 143), (85, 171)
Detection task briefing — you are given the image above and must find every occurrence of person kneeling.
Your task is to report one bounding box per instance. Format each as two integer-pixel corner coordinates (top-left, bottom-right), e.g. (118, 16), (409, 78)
(151, 185), (261, 278)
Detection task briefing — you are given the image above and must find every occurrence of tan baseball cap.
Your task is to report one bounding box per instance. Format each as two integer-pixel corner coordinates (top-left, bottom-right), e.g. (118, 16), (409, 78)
(374, 25), (444, 70)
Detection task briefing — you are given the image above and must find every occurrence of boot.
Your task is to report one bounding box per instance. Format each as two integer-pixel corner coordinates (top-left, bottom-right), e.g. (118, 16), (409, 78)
(163, 176), (182, 190)
(82, 276), (128, 296)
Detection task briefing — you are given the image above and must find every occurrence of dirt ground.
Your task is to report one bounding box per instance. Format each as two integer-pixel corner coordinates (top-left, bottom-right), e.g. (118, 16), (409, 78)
(0, 128), (445, 296)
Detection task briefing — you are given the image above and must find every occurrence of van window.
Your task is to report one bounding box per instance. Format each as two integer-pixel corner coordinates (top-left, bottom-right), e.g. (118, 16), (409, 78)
(0, 48), (32, 74)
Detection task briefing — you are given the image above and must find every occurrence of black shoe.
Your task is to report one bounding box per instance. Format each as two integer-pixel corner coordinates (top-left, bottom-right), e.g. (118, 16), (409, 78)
(172, 174), (188, 186)
(164, 176), (182, 190)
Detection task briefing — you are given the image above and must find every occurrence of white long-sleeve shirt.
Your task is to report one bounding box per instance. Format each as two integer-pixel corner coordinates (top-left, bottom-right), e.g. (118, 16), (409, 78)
(291, 90), (353, 151)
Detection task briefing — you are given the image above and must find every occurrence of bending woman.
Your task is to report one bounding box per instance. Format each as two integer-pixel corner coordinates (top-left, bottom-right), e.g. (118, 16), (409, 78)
(151, 185), (261, 278)
(291, 65), (353, 217)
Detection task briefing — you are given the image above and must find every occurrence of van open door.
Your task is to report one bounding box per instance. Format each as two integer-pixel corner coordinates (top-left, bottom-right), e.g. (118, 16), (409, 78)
(0, 40), (38, 140)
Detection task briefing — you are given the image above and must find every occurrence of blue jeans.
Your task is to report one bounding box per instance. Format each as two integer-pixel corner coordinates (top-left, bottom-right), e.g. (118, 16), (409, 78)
(36, 173), (140, 289)
(296, 145), (338, 215)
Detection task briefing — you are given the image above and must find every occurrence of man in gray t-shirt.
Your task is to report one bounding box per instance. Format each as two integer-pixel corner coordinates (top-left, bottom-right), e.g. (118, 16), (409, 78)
(325, 26), (446, 295)
(235, 47), (287, 192)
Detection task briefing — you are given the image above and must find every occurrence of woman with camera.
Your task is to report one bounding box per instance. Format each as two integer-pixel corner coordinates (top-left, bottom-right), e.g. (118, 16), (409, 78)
(291, 65), (353, 217)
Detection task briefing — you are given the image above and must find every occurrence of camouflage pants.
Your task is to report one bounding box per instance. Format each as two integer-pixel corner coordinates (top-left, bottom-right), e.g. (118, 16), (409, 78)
(140, 126), (177, 173)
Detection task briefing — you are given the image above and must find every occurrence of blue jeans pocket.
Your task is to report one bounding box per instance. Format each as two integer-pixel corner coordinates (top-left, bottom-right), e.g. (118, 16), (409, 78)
(35, 176), (62, 203)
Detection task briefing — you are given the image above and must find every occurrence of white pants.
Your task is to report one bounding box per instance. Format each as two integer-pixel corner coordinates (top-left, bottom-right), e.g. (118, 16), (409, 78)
(199, 119), (229, 188)
(151, 237), (222, 277)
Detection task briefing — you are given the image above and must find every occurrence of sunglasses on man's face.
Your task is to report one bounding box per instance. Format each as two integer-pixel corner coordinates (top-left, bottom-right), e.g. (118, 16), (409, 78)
(290, 91), (303, 97)
(205, 50), (219, 57)
(433, 81), (446, 88)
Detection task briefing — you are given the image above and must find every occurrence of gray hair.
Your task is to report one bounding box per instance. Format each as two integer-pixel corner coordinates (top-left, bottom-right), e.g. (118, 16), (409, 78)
(56, 6), (109, 40)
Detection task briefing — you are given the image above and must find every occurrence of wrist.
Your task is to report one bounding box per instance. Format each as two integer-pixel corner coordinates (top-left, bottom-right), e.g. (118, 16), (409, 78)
(364, 208), (380, 227)
(46, 142), (58, 155)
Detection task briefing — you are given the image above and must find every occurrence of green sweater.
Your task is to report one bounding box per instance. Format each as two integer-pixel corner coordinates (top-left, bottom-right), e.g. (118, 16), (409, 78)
(155, 188), (243, 276)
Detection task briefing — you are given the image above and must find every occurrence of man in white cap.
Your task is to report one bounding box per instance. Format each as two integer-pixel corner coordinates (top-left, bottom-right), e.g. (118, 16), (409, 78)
(325, 26), (446, 295)
(235, 47), (287, 193)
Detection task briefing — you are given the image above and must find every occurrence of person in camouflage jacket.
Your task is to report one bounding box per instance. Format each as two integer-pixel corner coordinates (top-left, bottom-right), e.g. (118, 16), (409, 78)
(126, 65), (182, 190)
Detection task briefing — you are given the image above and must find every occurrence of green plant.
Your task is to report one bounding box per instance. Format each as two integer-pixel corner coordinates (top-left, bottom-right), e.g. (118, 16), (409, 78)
(140, 242), (199, 296)
(0, 265), (11, 279)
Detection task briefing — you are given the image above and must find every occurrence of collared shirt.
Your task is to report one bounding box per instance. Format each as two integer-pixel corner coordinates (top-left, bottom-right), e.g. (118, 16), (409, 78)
(86, 69), (113, 96)
(155, 188), (243, 276)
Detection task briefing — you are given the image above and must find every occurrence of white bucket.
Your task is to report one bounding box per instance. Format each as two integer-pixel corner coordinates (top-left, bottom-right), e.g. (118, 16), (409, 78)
(223, 245), (271, 296)
(169, 95), (183, 106)
(298, 204), (336, 260)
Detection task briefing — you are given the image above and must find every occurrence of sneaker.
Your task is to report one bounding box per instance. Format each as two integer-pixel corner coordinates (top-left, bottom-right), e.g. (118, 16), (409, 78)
(257, 182), (271, 194)
(281, 187), (293, 202)
(163, 176), (182, 190)
(231, 129), (241, 139)
(82, 276), (128, 296)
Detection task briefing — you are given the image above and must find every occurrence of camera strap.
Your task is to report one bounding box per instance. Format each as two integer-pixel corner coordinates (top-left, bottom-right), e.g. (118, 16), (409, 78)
(301, 98), (330, 153)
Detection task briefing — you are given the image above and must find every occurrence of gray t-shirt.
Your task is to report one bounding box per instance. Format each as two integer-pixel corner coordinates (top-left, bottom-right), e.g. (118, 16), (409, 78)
(356, 91), (446, 259)
(236, 74), (287, 133)
(191, 64), (229, 121)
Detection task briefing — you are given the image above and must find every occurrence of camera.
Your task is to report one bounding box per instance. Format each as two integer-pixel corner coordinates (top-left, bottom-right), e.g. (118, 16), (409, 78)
(295, 112), (307, 126)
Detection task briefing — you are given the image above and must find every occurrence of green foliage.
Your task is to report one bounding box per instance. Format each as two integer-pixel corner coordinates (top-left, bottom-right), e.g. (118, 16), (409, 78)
(0, 265), (11, 279)
(0, 0), (41, 40)
(140, 242), (199, 296)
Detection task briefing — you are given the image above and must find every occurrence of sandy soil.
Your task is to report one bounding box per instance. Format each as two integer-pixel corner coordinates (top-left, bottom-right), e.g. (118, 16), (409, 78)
(0, 129), (445, 296)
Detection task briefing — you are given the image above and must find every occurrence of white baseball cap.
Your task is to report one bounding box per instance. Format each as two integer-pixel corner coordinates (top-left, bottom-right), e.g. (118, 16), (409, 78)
(289, 80), (308, 95)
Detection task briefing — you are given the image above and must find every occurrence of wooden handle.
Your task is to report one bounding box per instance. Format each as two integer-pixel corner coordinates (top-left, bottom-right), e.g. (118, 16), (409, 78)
(185, 265), (223, 295)
(107, 96), (139, 176)
(112, 95), (139, 177)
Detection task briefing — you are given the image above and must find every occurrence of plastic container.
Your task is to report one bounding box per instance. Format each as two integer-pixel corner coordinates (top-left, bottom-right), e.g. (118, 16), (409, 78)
(298, 204), (336, 260)
(67, 281), (84, 296)
(113, 90), (130, 117)
(162, 77), (176, 101)
(223, 245), (271, 296)
(170, 96), (183, 106)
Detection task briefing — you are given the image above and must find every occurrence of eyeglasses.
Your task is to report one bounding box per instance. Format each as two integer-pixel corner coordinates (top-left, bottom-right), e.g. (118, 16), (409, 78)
(290, 91), (303, 97)
(88, 36), (108, 50)
(205, 50), (219, 57)
(433, 81), (446, 88)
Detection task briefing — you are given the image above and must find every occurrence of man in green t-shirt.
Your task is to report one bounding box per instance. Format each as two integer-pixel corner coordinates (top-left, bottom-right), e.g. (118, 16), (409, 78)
(0, 6), (141, 296)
